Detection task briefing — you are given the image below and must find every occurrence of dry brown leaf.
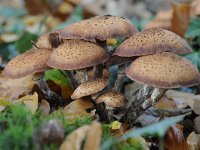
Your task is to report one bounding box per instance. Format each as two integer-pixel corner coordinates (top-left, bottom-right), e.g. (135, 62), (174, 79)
(165, 90), (198, 109)
(155, 96), (177, 109)
(164, 124), (189, 150)
(16, 92), (38, 114)
(171, 2), (190, 37)
(63, 99), (94, 113)
(191, 0), (200, 16)
(38, 99), (50, 116)
(187, 131), (200, 150)
(59, 125), (90, 150)
(83, 121), (102, 150)
(0, 75), (34, 100)
(62, 99), (94, 121)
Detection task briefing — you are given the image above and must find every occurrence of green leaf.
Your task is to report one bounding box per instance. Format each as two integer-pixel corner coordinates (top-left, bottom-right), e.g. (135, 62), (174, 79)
(0, 5), (26, 18)
(44, 69), (69, 86)
(14, 31), (38, 53)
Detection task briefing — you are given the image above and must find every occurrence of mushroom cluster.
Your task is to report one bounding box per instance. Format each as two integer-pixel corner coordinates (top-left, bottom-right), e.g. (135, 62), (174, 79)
(3, 15), (200, 124)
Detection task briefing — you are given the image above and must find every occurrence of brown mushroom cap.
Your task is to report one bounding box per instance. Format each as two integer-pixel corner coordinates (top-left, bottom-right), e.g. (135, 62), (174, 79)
(114, 28), (192, 57)
(59, 15), (138, 42)
(96, 90), (125, 108)
(36, 33), (51, 49)
(3, 48), (51, 79)
(47, 40), (109, 70)
(126, 52), (200, 89)
(71, 78), (108, 99)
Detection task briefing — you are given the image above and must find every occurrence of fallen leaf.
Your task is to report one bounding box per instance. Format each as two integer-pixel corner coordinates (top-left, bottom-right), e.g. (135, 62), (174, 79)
(110, 121), (122, 130)
(59, 125), (90, 150)
(187, 131), (200, 150)
(127, 136), (149, 150)
(106, 38), (117, 46)
(16, 92), (38, 114)
(165, 90), (198, 109)
(171, 2), (190, 37)
(62, 99), (94, 121)
(0, 75), (34, 100)
(164, 124), (189, 150)
(83, 121), (102, 150)
(38, 99), (50, 116)
(155, 96), (177, 109)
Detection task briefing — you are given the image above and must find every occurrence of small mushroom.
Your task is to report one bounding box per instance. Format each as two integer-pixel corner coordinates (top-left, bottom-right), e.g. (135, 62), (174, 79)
(47, 39), (109, 70)
(114, 28), (192, 57)
(3, 48), (51, 79)
(121, 52), (200, 123)
(35, 30), (62, 49)
(96, 90), (125, 108)
(71, 78), (108, 100)
(3, 48), (68, 106)
(59, 15), (138, 42)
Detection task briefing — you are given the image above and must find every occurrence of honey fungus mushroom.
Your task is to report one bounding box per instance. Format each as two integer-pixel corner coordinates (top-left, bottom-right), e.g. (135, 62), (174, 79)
(71, 78), (108, 100)
(35, 30), (62, 49)
(59, 15), (138, 43)
(121, 52), (200, 123)
(3, 48), (68, 106)
(58, 15), (138, 78)
(114, 28), (192, 57)
(96, 90), (125, 109)
(47, 39), (109, 88)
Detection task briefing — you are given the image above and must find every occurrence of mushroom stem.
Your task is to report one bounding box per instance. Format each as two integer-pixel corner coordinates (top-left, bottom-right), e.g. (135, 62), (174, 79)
(63, 70), (78, 90)
(93, 64), (104, 78)
(120, 85), (154, 123)
(83, 69), (88, 82)
(114, 64), (126, 92)
(35, 76), (71, 107)
(142, 88), (166, 109)
(93, 40), (108, 78)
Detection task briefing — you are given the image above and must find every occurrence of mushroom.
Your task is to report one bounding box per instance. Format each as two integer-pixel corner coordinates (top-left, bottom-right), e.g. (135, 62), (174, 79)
(3, 48), (51, 79)
(70, 78), (110, 122)
(3, 48), (68, 106)
(58, 15), (138, 77)
(112, 28), (192, 92)
(121, 52), (200, 123)
(34, 30), (62, 49)
(71, 78), (108, 100)
(114, 28), (192, 57)
(96, 90), (126, 119)
(47, 39), (109, 88)
(59, 15), (138, 43)
(96, 90), (125, 108)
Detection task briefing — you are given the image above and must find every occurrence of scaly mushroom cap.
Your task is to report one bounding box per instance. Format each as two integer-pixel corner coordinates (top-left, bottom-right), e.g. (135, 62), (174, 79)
(3, 48), (51, 79)
(36, 33), (51, 49)
(47, 40), (109, 70)
(71, 78), (108, 99)
(59, 15), (138, 42)
(126, 52), (200, 89)
(96, 90), (125, 108)
(114, 28), (192, 57)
